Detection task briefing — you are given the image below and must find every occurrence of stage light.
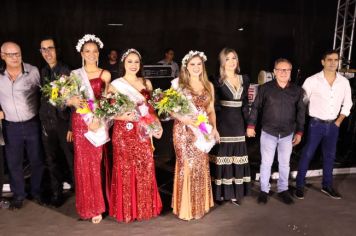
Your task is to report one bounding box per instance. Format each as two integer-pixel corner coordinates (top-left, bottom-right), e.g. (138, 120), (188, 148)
(238, 27), (244, 31)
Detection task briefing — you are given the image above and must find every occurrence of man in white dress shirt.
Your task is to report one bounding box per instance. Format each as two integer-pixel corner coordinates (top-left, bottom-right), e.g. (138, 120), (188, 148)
(295, 50), (353, 200)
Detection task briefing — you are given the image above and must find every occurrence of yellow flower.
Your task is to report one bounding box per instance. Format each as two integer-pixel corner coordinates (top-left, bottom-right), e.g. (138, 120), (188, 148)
(158, 97), (169, 108)
(76, 102), (91, 114)
(165, 88), (178, 96)
(51, 87), (59, 100)
(195, 114), (208, 126)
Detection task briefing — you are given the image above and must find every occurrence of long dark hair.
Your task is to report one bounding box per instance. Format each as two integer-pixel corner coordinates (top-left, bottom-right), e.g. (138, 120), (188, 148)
(119, 49), (147, 88)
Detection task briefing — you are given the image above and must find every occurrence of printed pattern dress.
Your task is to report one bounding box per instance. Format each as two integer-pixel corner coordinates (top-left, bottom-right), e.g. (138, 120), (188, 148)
(210, 75), (251, 201)
(172, 90), (214, 220)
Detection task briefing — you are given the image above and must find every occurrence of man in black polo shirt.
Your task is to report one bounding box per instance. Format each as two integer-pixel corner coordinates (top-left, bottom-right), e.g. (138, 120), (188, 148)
(247, 58), (306, 205)
(39, 37), (74, 207)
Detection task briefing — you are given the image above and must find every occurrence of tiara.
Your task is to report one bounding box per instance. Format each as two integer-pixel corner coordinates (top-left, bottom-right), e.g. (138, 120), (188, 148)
(75, 34), (104, 52)
(121, 48), (142, 62)
(182, 50), (207, 67)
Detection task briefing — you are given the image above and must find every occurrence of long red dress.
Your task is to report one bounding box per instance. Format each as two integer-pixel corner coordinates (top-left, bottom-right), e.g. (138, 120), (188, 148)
(109, 89), (162, 223)
(72, 77), (106, 219)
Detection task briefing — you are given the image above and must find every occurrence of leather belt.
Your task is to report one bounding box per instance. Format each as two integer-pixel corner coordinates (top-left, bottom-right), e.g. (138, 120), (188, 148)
(311, 117), (335, 124)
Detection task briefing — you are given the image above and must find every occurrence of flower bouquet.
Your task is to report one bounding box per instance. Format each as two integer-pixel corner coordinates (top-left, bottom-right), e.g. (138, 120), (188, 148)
(94, 92), (136, 119)
(41, 73), (83, 108)
(136, 102), (162, 140)
(189, 111), (216, 153)
(74, 98), (110, 147)
(150, 88), (192, 118)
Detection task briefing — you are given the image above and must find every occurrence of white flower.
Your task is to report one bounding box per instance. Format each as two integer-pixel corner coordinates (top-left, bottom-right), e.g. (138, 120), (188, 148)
(59, 76), (66, 83)
(138, 103), (149, 116)
(181, 50), (207, 67)
(80, 86), (86, 92)
(76, 34), (104, 52)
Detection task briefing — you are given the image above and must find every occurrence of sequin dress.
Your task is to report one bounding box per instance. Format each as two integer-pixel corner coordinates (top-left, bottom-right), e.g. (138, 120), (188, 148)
(210, 75), (251, 201)
(109, 89), (162, 223)
(72, 76), (105, 219)
(172, 90), (214, 221)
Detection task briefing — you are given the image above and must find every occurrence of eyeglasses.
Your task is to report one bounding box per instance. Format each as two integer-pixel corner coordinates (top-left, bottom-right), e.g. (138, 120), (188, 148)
(1, 52), (21, 58)
(274, 68), (292, 73)
(39, 46), (55, 53)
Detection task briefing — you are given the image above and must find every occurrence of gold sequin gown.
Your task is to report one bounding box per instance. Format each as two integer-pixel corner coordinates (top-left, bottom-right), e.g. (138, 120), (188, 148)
(172, 90), (214, 220)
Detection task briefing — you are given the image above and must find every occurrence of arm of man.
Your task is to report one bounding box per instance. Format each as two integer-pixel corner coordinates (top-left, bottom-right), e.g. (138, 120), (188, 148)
(335, 80), (353, 127)
(246, 84), (264, 138)
(293, 87), (306, 146)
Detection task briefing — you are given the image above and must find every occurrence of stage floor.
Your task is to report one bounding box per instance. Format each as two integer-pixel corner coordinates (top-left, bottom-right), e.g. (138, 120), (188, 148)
(1, 171), (355, 236)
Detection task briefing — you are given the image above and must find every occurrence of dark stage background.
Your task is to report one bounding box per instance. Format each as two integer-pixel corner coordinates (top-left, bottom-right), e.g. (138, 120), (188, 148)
(1, 0), (352, 79)
(1, 0), (355, 172)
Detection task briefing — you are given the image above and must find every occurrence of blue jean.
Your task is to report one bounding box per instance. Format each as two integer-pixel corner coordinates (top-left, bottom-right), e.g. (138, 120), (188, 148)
(296, 119), (339, 188)
(260, 130), (293, 193)
(3, 118), (44, 200)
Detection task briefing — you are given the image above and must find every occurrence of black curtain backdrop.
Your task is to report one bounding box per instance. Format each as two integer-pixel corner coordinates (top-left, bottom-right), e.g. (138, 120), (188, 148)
(0, 0), (347, 83)
(1, 0), (356, 170)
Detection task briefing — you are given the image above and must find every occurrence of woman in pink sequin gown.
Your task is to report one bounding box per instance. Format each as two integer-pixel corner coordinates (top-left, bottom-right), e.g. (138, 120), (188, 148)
(171, 51), (219, 220)
(109, 49), (163, 223)
(68, 36), (111, 224)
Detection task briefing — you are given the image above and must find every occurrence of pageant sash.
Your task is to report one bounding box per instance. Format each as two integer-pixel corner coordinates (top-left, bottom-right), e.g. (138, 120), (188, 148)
(72, 68), (110, 147)
(171, 78), (216, 153)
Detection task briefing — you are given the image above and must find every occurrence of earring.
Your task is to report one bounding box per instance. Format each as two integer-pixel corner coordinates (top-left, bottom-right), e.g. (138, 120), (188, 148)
(96, 59), (99, 67)
(82, 58), (85, 67)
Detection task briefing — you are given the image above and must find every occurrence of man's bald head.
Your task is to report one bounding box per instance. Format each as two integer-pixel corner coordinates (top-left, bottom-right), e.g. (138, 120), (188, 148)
(1, 42), (22, 69)
(1, 41), (21, 53)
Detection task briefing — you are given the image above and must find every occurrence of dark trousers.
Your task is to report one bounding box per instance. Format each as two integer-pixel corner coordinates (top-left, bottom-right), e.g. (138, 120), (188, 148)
(3, 118), (44, 200)
(296, 119), (339, 188)
(0, 145), (4, 199)
(42, 119), (74, 195)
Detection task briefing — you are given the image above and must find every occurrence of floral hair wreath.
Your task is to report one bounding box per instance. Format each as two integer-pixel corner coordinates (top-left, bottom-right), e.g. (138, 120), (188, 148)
(76, 34), (104, 52)
(120, 48), (142, 62)
(182, 50), (207, 67)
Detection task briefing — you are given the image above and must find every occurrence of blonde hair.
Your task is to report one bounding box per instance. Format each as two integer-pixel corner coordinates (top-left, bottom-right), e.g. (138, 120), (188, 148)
(219, 48), (240, 81)
(178, 55), (212, 102)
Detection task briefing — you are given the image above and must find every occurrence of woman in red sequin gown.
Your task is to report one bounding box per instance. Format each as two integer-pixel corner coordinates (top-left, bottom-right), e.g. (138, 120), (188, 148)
(109, 49), (163, 223)
(171, 51), (219, 220)
(68, 37), (111, 224)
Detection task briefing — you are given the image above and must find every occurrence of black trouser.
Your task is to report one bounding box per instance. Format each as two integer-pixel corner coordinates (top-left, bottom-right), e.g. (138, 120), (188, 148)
(41, 119), (74, 196)
(3, 118), (44, 200)
(0, 145), (4, 199)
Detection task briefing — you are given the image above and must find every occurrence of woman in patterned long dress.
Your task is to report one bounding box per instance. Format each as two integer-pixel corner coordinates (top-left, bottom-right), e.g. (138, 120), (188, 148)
(67, 35), (111, 224)
(109, 49), (163, 223)
(210, 48), (251, 205)
(171, 51), (219, 220)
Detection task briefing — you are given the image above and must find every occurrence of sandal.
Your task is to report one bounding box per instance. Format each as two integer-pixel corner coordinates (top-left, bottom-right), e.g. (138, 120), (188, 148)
(91, 214), (102, 224)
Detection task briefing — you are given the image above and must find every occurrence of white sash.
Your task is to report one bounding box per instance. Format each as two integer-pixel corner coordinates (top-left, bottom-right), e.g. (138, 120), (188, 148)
(111, 77), (146, 105)
(72, 68), (110, 147)
(71, 67), (95, 101)
(170, 78), (216, 153)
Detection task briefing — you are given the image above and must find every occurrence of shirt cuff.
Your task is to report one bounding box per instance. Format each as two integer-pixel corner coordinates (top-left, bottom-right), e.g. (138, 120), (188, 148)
(247, 124), (255, 129)
(295, 131), (303, 137)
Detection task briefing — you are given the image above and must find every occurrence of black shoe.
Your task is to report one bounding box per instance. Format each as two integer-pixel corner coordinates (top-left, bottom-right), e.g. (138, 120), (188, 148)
(32, 196), (45, 206)
(295, 187), (304, 200)
(321, 187), (342, 199)
(257, 191), (268, 204)
(50, 195), (64, 208)
(10, 199), (24, 210)
(278, 191), (294, 205)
